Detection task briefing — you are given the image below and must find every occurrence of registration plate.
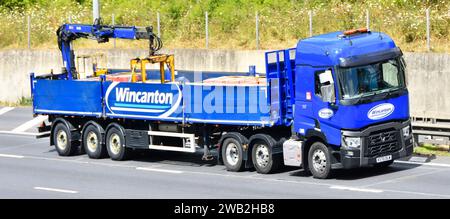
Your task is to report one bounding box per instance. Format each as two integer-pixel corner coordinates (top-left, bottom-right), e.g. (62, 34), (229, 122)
(376, 155), (393, 163)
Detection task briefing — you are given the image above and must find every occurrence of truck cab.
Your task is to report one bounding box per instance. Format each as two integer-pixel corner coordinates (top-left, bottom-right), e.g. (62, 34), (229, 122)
(282, 28), (413, 178)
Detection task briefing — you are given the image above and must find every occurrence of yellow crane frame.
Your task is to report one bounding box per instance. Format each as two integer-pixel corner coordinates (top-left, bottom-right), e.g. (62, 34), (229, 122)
(130, 54), (175, 84)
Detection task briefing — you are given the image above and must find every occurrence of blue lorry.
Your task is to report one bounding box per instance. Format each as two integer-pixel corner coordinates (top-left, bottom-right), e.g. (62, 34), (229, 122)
(31, 21), (413, 179)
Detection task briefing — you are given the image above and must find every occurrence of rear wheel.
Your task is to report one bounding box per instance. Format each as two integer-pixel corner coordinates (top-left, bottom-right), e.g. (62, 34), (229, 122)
(222, 138), (244, 172)
(308, 142), (332, 179)
(251, 140), (280, 174)
(53, 123), (77, 156)
(83, 125), (107, 159)
(106, 126), (131, 161)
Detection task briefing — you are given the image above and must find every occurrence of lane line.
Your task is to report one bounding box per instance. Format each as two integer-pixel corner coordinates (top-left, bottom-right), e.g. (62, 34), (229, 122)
(395, 160), (450, 168)
(382, 188), (450, 199)
(0, 107), (14, 116)
(0, 153), (25, 159)
(4, 152), (450, 198)
(175, 169), (337, 187)
(12, 115), (48, 132)
(34, 187), (78, 194)
(330, 186), (383, 193)
(0, 140), (48, 151)
(136, 167), (183, 174)
(24, 154), (161, 169)
(0, 131), (40, 136)
(363, 169), (446, 188)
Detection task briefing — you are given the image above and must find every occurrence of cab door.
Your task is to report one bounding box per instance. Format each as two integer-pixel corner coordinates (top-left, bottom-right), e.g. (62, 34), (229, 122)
(312, 68), (341, 146)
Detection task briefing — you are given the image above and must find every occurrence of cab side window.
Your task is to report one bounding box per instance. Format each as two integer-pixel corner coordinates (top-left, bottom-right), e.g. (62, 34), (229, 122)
(314, 70), (326, 96)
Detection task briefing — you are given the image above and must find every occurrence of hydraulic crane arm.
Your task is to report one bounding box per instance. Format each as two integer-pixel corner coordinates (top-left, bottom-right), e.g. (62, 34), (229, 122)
(56, 19), (162, 80)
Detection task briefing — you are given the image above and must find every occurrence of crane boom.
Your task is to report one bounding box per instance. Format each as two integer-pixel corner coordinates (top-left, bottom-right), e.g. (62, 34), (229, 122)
(56, 20), (162, 80)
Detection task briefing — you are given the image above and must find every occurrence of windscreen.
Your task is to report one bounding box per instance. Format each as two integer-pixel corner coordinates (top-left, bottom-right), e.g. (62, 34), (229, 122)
(337, 57), (406, 100)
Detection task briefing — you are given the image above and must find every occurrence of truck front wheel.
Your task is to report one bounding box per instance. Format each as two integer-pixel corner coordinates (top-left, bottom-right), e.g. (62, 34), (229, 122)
(308, 142), (332, 179)
(53, 123), (77, 156)
(106, 126), (131, 161)
(222, 138), (245, 172)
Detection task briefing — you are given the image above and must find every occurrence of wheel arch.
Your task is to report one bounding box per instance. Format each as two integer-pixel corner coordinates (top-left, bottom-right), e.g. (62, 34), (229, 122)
(50, 117), (77, 146)
(303, 129), (328, 170)
(247, 133), (280, 169)
(105, 122), (127, 147)
(81, 120), (106, 145)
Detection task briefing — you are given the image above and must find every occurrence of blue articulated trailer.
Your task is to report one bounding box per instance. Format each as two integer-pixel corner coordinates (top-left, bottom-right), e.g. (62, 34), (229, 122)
(31, 22), (413, 178)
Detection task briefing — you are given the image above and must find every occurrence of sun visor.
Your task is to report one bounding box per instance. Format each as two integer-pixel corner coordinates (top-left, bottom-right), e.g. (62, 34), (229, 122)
(339, 47), (403, 68)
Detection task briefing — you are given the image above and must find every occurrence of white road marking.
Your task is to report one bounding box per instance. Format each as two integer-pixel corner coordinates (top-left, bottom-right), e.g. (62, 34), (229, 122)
(330, 186), (384, 193)
(12, 115), (48, 132)
(363, 169), (445, 188)
(2, 147), (450, 198)
(0, 131), (40, 136)
(381, 188), (450, 199)
(0, 153), (25, 159)
(34, 187), (78, 194)
(395, 160), (450, 168)
(136, 167), (183, 174)
(0, 107), (14, 116)
(0, 141), (47, 151)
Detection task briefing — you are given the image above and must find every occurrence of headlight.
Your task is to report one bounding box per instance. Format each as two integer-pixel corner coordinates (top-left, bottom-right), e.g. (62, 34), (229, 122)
(344, 137), (361, 149)
(402, 125), (411, 138)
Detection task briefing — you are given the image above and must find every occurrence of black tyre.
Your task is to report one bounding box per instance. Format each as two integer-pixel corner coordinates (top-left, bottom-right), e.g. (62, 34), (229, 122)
(251, 140), (281, 174)
(83, 124), (107, 159)
(53, 123), (77, 156)
(308, 142), (332, 179)
(222, 138), (245, 172)
(106, 126), (131, 161)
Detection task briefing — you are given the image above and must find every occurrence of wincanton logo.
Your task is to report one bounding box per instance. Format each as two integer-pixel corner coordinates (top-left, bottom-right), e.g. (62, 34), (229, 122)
(367, 103), (395, 120)
(105, 82), (182, 118)
(318, 108), (334, 119)
(115, 87), (173, 105)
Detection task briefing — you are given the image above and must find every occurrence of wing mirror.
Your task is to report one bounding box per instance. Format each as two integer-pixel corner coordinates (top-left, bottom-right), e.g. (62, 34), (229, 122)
(319, 70), (336, 104)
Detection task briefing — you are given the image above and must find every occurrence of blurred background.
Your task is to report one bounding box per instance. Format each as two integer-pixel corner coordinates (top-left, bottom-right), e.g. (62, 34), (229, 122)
(0, 0), (448, 52)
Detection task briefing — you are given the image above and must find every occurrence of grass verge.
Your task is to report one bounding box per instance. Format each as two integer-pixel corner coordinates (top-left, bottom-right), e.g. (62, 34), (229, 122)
(0, 97), (32, 107)
(414, 144), (450, 157)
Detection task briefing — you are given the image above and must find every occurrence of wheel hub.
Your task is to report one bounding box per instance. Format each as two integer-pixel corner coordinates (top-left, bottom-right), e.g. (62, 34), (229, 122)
(255, 144), (270, 168)
(86, 131), (98, 152)
(225, 143), (239, 166)
(56, 130), (67, 150)
(312, 149), (327, 173)
(109, 133), (121, 155)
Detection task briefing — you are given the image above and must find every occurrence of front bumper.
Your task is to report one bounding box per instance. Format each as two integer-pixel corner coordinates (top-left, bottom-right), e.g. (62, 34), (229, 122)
(334, 120), (414, 169)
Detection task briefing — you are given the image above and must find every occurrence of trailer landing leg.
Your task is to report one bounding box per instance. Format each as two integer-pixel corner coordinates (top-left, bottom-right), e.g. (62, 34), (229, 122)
(201, 126), (214, 161)
(202, 145), (214, 161)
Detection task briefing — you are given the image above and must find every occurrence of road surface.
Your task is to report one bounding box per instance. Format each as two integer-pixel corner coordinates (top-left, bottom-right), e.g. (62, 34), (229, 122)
(1, 106), (450, 199)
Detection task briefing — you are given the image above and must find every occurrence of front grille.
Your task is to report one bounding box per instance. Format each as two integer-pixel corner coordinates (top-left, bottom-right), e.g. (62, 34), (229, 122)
(366, 129), (401, 157)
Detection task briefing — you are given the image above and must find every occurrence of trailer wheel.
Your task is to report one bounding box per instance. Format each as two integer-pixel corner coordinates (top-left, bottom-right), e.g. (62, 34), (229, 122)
(83, 125), (107, 159)
(53, 123), (77, 156)
(222, 138), (245, 172)
(251, 140), (280, 174)
(308, 142), (332, 179)
(106, 126), (130, 161)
